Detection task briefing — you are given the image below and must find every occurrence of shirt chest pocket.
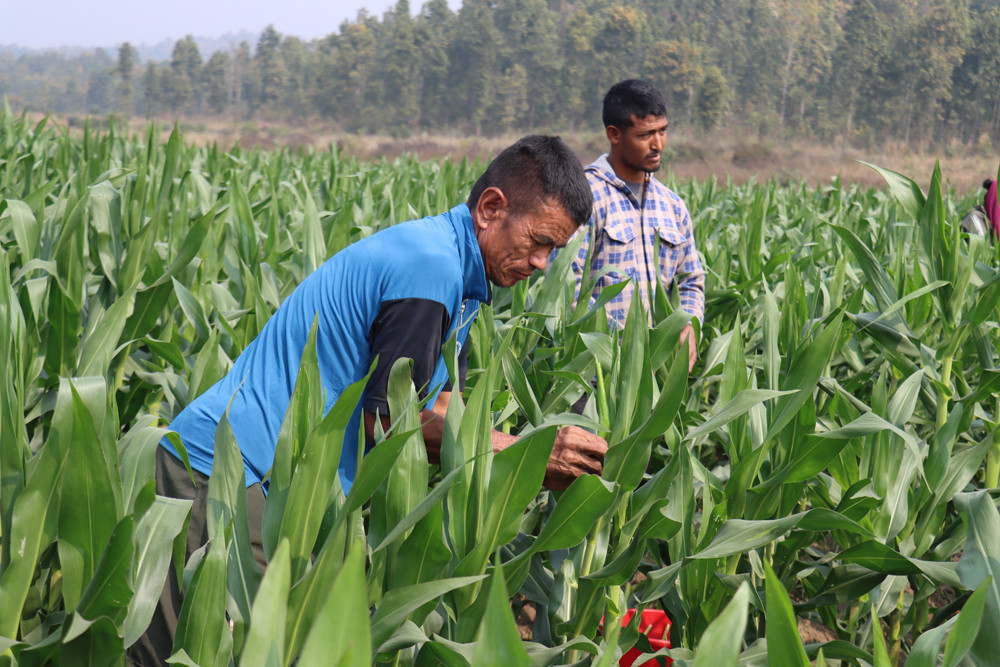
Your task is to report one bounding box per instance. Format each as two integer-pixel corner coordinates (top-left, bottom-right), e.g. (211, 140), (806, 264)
(603, 220), (682, 248)
(595, 222), (637, 285)
(656, 226), (683, 248)
(602, 221), (635, 245)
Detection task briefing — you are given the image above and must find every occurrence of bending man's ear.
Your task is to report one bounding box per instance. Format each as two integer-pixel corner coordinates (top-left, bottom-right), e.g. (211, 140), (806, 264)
(473, 186), (509, 230)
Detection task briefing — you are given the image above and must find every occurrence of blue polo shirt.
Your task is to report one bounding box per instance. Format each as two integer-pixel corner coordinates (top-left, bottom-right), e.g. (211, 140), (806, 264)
(161, 203), (490, 491)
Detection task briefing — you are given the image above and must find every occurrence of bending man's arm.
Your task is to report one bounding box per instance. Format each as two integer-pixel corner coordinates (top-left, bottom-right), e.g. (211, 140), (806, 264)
(365, 402), (607, 491)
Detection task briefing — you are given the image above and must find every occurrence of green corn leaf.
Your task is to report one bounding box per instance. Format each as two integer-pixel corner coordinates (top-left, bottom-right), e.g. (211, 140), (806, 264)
(171, 277), (212, 344)
(604, 345), (688, 492)
(284, 536), (348, 665)
(370, 357), (428, 549)
(610, 293), (650, 443)
(830, 224), (908, 332)
(531, 475), (616, 554)
(685, 389), (794, 442)
(692, 508), (870, 561)
(118, 425), (165, 514)
(472, 565), (530, 667)
(906, 616), (956, 667)
(0, 394), (72, 637)
(125, 496), (192, 647)
(0, 198), (39, 258)
(371, 464), (465, 553)
(579, 331), (614, 373)
(205, 404), (258, 631)
(502, 347), (544, 426)
(150, 203), (219, 288)
(87, 181), (123, 290)
(394, 503), (452, 589)
(941, 579), (989, 667)
(58, 615), (127, 667)
(872, 610), (892, 667)
(762, 283), (780, 393)
(370, 576), (487, 650)
(454, 427), (554, 578)
(78, 286), (135, 378)
(836, 540), (961, 587)
(67, 515), (134, 640)
(296, 546), (371, 666)
(692, 515), (800, 560)
(300, 188), (326, 277)
(345, 426), (420, 514)
(123, 282), (174, 343)
(886, 368), (924, 428)
(861, 161), (925, 222)
(57, 377), (122, 610)
(764, 560), (810, 667)
(764, 312), (842, 443)
(783, 411), (915, 483)
(692, 582), (750, 667)
(117, 206), (163, 297)
(172, 516), (232, 667)
(263, 318), (323, 560)
(278, 374), (367, 581)
(240, 538), (290, 667)
(954, 491), (1000, 666)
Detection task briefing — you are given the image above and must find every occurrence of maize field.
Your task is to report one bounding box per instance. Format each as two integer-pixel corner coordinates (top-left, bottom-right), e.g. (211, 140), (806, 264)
(2, 105), (1000, 666)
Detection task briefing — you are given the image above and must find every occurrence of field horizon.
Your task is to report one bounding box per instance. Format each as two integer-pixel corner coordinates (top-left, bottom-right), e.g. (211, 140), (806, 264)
(29, 110), (1000, 197)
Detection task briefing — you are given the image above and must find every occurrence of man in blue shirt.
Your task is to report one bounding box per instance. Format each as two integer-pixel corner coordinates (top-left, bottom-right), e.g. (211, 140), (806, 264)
(134, 135), (607, 666)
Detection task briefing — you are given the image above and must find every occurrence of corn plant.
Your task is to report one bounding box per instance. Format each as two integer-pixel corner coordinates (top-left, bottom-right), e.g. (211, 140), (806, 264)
(2, 107), (1000, 666)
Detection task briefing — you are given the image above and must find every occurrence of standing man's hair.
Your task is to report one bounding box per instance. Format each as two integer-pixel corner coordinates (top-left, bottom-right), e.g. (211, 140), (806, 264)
(603, 79), (667, 130)
(467, 135), (592, 227)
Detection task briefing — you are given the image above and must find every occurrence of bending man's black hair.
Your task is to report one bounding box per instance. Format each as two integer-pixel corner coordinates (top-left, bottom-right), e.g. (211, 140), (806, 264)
(467, 135), (592, 228)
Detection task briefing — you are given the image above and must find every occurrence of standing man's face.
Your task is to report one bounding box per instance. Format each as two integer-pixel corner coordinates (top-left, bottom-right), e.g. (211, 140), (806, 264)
(607, 114), (668, 183)
(473, 188), (577, 287)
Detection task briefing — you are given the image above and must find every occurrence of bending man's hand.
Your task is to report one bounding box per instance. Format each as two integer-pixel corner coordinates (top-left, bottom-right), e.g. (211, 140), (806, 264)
(368, 393), (608, 492)
(543, 426), (608, 490)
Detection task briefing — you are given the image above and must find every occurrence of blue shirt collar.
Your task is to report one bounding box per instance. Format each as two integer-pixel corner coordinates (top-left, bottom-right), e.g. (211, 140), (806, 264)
(448, 203), (491, 304)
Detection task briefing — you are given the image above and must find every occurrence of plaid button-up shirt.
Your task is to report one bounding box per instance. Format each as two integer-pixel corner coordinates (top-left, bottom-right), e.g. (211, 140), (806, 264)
(560, 155), (705, 327)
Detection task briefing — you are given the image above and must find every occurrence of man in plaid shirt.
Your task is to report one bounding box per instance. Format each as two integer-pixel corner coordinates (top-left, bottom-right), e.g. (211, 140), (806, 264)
(562, 79), (705, 372)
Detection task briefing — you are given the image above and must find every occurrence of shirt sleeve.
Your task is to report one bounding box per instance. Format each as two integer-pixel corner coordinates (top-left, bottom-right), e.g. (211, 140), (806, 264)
(673, 202), (706, 323)
(363, 298), (452, 415)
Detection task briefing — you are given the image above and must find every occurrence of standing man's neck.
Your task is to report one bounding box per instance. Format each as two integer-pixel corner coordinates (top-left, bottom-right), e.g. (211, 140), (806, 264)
(607, 151), (646, 185)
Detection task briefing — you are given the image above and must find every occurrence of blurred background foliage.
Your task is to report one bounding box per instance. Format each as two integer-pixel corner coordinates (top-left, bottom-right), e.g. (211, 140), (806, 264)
(1, 0), (1000, 151)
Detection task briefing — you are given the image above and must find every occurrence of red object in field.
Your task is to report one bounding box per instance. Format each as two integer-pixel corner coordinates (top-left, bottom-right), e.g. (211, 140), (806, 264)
(614, 609), (672, 667)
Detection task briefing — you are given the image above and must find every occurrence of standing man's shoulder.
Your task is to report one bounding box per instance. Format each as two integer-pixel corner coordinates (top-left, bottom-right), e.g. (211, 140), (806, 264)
(647, 177), (692, 219)
(584, 155), (619, 192)
(584, 155), (629, 219)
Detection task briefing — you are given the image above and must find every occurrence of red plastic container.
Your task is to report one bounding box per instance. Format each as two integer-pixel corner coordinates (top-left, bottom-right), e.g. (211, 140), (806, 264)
(611, 609), (672, 667)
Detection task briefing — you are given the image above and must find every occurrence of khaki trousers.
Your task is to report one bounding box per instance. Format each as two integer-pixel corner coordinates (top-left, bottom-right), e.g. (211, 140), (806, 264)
(129, 446), (267, 666)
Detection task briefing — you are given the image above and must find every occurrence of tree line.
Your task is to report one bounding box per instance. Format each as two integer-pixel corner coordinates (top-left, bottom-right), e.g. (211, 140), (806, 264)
(2, 0), (999, 149)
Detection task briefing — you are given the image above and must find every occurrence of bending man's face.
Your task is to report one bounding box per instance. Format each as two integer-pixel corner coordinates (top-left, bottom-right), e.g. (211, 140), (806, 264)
(480, 197), (577, 288)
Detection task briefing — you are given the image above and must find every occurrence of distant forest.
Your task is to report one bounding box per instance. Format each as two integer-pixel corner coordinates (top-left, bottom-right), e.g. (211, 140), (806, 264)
(2, 0), (999, 149)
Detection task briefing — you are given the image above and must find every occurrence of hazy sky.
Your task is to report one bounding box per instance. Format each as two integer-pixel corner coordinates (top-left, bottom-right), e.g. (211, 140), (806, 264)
(2, 0), (461, 50)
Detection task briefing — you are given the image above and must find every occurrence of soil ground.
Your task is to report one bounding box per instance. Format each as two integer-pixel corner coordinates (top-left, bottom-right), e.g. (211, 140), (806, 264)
(45, 113), (1000, 196)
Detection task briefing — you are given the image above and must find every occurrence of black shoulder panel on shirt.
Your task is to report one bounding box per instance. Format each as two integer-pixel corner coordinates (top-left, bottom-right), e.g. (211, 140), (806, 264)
(363, 298), (452, 415)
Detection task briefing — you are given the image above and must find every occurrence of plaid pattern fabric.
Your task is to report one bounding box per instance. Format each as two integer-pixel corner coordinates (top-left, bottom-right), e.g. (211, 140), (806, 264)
(556, 157), (705, 327)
